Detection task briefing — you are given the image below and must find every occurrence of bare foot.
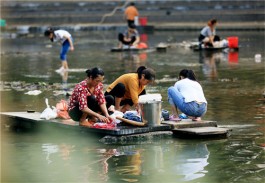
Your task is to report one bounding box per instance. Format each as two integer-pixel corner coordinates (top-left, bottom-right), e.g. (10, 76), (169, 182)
(192, 117), (201, 121)
(80, 120), (95, 127)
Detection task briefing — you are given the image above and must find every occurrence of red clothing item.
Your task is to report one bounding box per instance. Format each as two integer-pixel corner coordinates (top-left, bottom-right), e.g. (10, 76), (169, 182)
(69, 79), (106, 111)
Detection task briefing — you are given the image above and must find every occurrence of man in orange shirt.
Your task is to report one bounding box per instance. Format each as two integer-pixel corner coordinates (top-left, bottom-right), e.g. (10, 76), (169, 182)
(124, 2), (139, 27)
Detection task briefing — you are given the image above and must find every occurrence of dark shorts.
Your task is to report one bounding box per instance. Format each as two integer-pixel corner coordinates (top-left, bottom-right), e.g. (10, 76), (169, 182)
(118, 33), (136, 45)
(68, 95), (114, 122)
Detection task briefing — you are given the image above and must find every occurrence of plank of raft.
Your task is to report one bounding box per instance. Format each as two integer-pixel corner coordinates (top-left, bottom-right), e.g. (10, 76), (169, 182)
(162, 120), (217, 129)
(1, 112), (78, 126)
(173, 127), (229, 135)
(110, 47), (145, 52)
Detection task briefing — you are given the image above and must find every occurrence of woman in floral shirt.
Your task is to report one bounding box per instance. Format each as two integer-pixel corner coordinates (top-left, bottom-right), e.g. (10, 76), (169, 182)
(68, 67), (114, 126)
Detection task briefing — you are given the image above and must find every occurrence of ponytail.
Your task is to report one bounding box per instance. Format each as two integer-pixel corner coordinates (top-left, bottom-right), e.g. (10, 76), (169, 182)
(207, 19), (217, 26)
(179, 69), (198, 82)
(136, 66), (155, 81)
(136, 66), (147, 79)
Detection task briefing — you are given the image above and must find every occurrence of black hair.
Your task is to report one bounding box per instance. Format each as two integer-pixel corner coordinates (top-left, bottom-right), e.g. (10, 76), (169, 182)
(136, 66), (155, 81)
(44, 28), (55, 42)
(44, 27), (54, 37)
(179, 69), (198, 82)
(85, 67), (104, 79)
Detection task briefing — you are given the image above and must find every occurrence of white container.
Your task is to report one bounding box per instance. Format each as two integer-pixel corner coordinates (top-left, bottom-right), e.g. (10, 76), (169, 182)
(139, 94), (162, 126)
(255, 54), (262, 63)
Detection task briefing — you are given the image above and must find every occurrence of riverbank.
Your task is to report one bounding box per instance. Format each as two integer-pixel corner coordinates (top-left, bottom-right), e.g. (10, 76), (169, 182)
(2, 22), (264, 34)
(1, 0), (264, 32)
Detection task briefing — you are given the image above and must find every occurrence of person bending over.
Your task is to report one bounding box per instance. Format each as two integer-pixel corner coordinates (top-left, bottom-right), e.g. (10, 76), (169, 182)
(105, 66), (155, 113)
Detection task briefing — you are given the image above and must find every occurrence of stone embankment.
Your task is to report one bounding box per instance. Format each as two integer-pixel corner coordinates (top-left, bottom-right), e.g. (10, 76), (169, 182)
(1, 0), (264, 31)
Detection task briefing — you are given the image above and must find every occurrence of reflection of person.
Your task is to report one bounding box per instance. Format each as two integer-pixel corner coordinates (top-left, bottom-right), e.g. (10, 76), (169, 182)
(68, 67), (114, 126)
(124, 2), (139, 27)
(44, 28), (74, 73)
(198, 19), (220, 47)
(201, 52), (218, 80)
(168, 69), (207, 121)
(118, 23), (140, 48)
(105, 66), (155, 113)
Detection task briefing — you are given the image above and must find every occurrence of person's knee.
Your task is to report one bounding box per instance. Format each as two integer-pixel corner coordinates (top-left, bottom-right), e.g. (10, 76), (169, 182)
(118, 33), (124, 42)
(60, 53), (67, 60)
(130, 36), (136, 44)
(105, 95), (114, 107)
(113, 83), (125, 98)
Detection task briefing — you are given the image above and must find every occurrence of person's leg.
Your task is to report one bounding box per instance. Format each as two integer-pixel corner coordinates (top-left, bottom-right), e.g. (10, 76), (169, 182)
(60, 40), (70, 70)
(68, 105), (83, 121)
(118, 33), (132, 45)
(105, 83), (125, 111)
(168, 86), (186, 114)
(87, 95), (100, 112)
(182, 102), (207, 121)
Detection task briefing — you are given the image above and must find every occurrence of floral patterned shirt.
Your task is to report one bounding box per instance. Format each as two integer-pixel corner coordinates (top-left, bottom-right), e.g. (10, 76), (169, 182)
(69, 79), (106, 111)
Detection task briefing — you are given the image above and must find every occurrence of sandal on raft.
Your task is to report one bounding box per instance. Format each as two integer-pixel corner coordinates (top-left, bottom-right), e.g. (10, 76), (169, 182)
(169, 115), (182, 122)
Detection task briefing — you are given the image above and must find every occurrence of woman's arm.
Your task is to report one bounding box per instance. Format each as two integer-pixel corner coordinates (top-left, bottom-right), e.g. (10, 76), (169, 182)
(64, 35), (74, 51)
(81, 107), (109, 123)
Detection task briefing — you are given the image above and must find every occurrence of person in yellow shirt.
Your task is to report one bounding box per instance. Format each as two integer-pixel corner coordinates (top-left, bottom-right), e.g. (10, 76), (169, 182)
(124, 2), (139, 27)
(105, 66), (155, 113)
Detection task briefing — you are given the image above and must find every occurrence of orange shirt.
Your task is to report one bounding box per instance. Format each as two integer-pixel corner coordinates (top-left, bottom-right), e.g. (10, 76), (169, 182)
(106, 73), (145, 105)
(125, 6), (139, 21)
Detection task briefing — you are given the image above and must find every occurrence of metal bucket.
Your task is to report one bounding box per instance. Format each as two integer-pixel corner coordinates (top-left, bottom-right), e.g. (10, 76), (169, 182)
(139, 101), (162, 126)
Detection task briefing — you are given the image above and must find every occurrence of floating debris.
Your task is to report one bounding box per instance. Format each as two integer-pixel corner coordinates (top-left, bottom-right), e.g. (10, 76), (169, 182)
(25, 90), (42, 95)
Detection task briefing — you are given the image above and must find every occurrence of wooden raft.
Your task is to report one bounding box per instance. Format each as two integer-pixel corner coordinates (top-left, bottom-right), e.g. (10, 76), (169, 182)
(0, 112), (172, 136)
(162, 119), (231, 138)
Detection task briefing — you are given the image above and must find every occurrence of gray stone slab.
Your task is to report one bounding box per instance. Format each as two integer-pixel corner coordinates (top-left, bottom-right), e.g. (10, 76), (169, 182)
(162, 120), (217, 129)
(173, 127), (231, 138)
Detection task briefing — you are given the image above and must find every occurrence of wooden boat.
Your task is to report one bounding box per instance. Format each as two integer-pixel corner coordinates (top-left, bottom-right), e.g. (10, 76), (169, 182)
(191, 44), (239, 52)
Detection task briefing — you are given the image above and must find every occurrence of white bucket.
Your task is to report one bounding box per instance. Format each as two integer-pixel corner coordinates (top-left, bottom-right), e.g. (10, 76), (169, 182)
(139, 94), (162, 126)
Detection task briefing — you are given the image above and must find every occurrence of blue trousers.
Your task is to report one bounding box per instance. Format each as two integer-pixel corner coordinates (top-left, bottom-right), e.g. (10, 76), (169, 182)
(168, 86), (207, 117)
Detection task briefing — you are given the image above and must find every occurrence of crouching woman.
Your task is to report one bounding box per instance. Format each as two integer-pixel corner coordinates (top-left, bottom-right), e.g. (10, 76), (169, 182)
(68, 67), (114, 126)
(168, 69), (207, 121)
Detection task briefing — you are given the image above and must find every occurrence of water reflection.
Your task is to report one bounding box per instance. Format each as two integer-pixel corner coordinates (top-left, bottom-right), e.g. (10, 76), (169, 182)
(173, 144), (209, 181)
(118, 51), (148, 73)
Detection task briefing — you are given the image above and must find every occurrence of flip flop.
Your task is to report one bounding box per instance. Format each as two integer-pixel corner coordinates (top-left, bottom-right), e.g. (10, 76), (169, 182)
(169, 115), (182, 122)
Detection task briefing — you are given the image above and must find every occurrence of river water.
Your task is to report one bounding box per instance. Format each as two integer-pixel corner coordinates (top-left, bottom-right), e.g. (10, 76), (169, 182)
(1, 30), (264, 183)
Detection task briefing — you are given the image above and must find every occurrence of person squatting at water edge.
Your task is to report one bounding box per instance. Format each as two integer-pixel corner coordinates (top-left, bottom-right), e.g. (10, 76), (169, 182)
(118, 23), (140, 49)
(198, 19), (220, 48)
(44, 28), (74, 73)
(167, 69), (207, 121)
(105, 66), (155, 113)
(68, 68), (114, 126)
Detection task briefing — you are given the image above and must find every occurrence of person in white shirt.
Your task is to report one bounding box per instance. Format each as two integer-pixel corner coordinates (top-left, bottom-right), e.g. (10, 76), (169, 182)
(168, 69), (207, 121)
(44, 28), (74, 73)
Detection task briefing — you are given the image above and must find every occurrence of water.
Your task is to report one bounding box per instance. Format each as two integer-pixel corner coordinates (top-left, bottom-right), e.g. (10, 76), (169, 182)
(1, 30), (264, 182)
